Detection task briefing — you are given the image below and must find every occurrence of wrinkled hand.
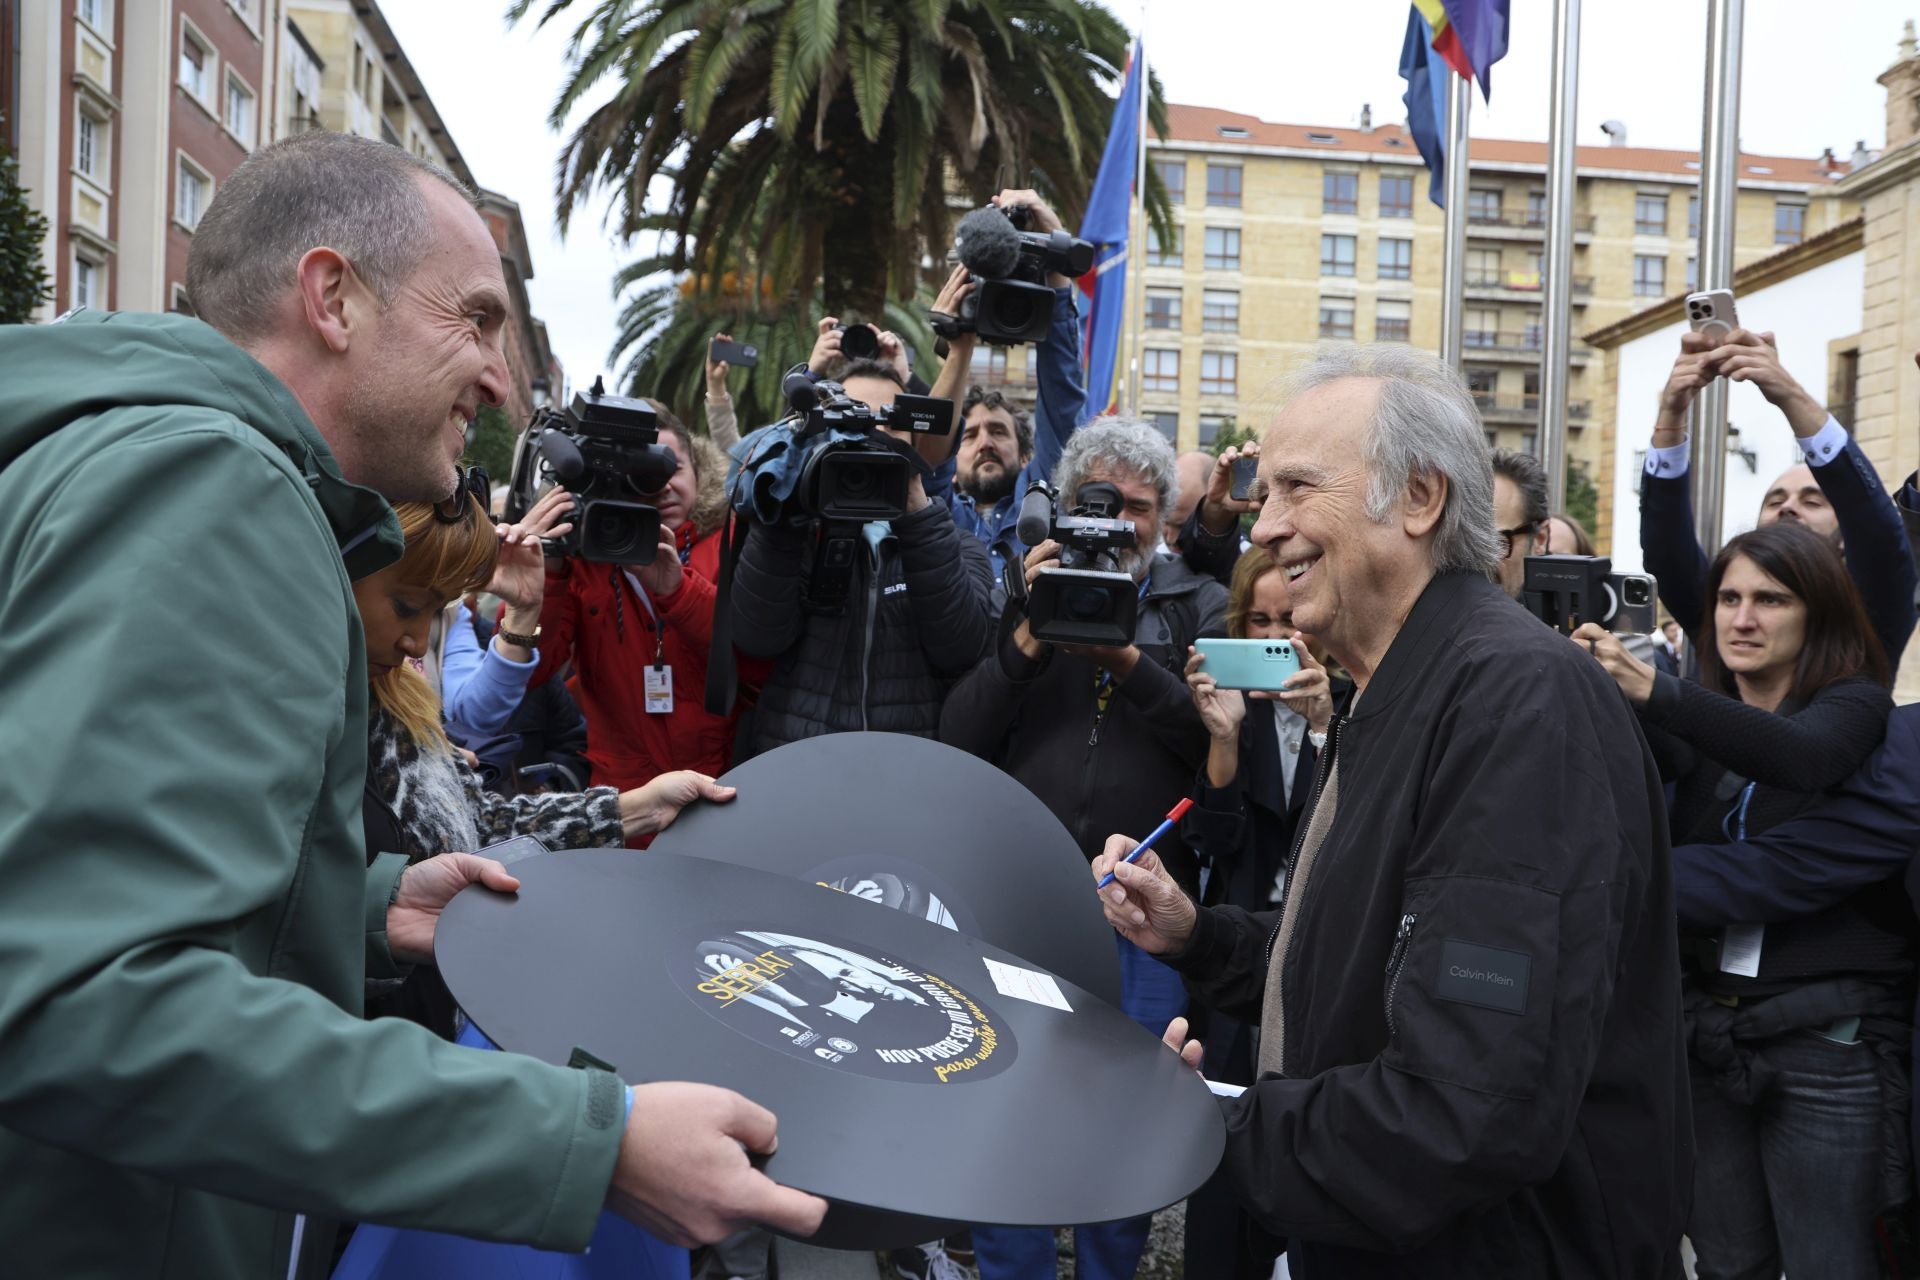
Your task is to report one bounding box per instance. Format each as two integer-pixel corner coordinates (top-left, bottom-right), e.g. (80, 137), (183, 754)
(1091, 836), (1198, 955)
(489, 486), (575, 609)
(808, 317), (842, 376)
(619, 770), (737, 840)
(634, 524), (683, 598)
(388, 853), (521, 966)
(1199, 442), (1260, 535)
(1161, 1016), (1205, 1073)
(1252, 641), (1334, 733)
(1185, 646), (1246, 741)
(1703, 329), (1827, 435)
(706, 333), (735, 397)
(608, 1082), (827, 1246)
(1570, 622), (1657, 706)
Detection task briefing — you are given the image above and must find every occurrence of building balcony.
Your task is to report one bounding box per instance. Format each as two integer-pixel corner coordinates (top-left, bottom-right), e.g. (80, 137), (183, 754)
(1463, 273), (1593, 304)
(1471, 393), (1593, 426)
(380, 117), (403, 148)
(1466, 211), (1596, 242)
(1462, 330), (1594, 364)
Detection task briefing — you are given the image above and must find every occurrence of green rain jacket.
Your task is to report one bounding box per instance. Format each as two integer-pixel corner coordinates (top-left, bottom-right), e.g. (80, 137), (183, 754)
(0, 312), (626, 1276)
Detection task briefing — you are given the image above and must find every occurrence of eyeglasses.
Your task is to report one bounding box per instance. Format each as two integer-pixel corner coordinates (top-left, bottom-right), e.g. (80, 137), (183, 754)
(433, 465), (490, 525)
(1495, 523), (1539, 560)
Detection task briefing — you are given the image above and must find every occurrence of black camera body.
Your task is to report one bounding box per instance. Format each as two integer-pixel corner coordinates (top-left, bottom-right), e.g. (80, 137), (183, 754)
(935, 206), (1096, 346)
(783, 374), (954, 523)
(504, 378), (679, 565)
(1523, 555), (1659, 636)
(834, 322), (881, 362)
(1015, 479), (1140, 647)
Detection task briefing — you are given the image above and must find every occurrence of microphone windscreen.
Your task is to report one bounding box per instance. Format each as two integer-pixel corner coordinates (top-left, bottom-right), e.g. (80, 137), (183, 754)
(954, 207), (1024, 280)
(784, 369), (822, 413)
(537, 430), (585, 484)
(1015, 484), (1054, 548)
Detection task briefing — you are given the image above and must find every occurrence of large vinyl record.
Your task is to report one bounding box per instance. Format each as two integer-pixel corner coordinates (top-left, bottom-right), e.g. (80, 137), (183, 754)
(649, 731), (1121, 1006)
(437, 850), (1224, 1251)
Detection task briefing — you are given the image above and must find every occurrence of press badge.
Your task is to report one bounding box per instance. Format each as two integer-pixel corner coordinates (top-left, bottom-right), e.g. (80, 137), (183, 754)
(1719, 924), (1763, 977)
(645, 664), (674, 714)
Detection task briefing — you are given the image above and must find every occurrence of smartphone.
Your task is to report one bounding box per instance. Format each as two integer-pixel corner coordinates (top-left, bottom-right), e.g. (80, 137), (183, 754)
(1193, 637), (1303, 691)
(476, 833), (552, 866)
(708, 336), (760, 368)
(1608, 572), (1658, 636)
(1685, 289), (1739, 343)
(1229, 455), (1260, 502)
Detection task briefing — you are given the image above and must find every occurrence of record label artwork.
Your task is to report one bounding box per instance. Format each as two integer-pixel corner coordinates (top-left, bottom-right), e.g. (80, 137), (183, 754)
(685, 929), (1015, 1085)
(804, 855), (977, 935)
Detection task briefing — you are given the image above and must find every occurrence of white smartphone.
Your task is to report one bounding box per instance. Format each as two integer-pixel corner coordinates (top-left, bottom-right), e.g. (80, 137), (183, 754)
(1685, 289), (1739, 343)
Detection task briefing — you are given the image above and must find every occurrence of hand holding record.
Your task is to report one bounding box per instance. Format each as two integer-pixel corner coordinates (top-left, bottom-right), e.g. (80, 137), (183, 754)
(1091, 834), (1197, 955)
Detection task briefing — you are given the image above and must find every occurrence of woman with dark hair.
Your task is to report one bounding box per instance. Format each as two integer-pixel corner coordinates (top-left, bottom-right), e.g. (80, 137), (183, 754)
(1575, 521), (1905, 1280)
(1543, 510), (1595, 556)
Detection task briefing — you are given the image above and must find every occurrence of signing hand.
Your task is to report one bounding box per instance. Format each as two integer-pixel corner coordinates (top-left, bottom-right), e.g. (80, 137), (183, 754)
(1570, 622), (1657, 706)
(490, 486), (575, 610)
(608, 1083), (827, 1246)
(1091, 835), (1199, 955)
(387, 852), (521, 966)
(618, 770), (737, 840)
(1185, 646), (1246, 742)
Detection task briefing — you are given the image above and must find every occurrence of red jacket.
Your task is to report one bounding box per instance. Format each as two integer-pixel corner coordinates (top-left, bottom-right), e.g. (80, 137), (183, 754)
(532, 521), (767, 802)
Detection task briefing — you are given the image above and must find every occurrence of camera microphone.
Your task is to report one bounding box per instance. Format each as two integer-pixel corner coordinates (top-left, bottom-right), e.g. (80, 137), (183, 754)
(535, 429), (586, 484)
(954, 207), (1024, 280)
(785, 369), (823, 413)
(1015, 481), (1055, 548)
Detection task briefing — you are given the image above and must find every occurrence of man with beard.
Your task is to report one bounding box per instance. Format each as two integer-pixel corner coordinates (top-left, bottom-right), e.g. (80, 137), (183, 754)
(948, 190), (1091, 592)
(940, 418), (1226, 1280)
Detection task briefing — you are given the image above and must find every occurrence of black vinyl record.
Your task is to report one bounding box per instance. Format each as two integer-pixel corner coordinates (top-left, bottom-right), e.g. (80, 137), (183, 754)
(437, 850), (1224, 1251)
(649, 731), (1122, 1007)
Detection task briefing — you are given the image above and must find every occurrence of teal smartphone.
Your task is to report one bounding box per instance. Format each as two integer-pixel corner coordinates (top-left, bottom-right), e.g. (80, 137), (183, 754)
(1193, 637), (1302, 691)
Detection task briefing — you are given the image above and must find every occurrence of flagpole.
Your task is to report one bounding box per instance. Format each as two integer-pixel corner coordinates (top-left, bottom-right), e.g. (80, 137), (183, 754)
(1539, 0), (1581, 494)
(1126, 34), (1149, 417)
(1439, 72), (1471, 369)
(1694, 0), (1743, 555)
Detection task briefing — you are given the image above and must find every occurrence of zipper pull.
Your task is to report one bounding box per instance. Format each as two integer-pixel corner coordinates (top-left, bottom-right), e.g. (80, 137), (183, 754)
(1385, 912), (1417, 974)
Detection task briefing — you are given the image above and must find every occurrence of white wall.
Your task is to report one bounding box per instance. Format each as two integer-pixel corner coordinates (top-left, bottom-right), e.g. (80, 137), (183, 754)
(1607, 249), (1865, 579)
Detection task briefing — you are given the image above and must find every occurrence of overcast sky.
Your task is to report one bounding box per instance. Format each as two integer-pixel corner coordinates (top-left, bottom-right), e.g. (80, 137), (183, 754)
(377, 0), (1919, 395)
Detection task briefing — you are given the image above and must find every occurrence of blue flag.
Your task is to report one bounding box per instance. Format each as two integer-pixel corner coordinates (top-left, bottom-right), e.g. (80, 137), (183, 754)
(1397, 9), (1452, 209)
(1441, 0), (1511, 100)
(1078, 39), (1144, 416)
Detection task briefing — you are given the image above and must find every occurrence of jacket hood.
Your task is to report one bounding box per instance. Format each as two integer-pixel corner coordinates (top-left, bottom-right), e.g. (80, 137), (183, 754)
(0, 311), (399, 573)
(689, 432), (730, 537)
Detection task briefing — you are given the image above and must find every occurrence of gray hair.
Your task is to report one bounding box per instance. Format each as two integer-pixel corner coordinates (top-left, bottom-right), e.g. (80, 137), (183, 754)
(1052, 417), (1178, 519)
(184, 131), (475, 340)
(1284, 345), (1500, 574)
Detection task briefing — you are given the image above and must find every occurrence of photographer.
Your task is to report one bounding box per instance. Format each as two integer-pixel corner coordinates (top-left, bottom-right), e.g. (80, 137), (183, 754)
(1173, 441), (1258, 584)
(730, 269), (994, 754)
(938, 418), (1225, 1280)
(949, 190), (1091, 583)
(1642, 327), (1917, 663)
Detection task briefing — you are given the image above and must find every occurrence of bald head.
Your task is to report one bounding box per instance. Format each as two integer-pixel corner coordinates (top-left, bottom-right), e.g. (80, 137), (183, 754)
(1165, 450), (1214, 548)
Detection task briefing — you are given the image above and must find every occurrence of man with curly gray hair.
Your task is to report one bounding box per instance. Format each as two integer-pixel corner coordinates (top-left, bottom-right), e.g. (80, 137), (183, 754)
(941, 414), (1226, 1280)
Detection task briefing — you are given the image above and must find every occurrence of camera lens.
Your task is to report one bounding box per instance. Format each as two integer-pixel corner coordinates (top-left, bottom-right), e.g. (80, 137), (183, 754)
(1062, 584), (1115, 622)
(1625, 580), (1651, 606)
(586, 504), (645, 558)
(838, 324), (880, 361)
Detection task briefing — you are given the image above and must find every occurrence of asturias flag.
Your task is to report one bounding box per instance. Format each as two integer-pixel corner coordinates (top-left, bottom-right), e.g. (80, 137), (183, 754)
(1078, 39), (1145, 417)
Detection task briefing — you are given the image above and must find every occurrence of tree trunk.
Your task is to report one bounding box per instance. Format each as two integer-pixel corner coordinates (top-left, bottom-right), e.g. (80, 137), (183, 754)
(817, 110), (896, 325)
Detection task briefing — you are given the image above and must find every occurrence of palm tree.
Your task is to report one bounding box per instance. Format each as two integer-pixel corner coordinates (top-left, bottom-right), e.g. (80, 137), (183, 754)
(509, 0), (1167, 321)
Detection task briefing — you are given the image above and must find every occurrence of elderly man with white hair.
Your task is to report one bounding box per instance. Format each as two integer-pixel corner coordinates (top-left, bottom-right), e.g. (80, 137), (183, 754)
(1094, 345), (1690, 1278)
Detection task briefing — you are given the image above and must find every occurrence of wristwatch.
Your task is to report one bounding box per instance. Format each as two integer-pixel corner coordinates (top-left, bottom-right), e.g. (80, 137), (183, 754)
(496, 624), (541, 651)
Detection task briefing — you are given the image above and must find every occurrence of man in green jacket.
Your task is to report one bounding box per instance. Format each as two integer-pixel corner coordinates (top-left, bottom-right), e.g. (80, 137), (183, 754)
(0, 131), (824, 1276)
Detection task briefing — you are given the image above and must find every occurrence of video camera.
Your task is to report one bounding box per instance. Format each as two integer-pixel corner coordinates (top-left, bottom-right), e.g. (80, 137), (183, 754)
(1523, 555), (1659, 639)
(932, 205), (1095, 346)
(1013, 479), (1139, 646)
(503, 377), (678, 565)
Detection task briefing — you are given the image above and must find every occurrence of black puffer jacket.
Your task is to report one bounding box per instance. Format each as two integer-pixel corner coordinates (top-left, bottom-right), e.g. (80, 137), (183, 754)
(939, 554), (1228, 897)
(732, 501), (994, 754)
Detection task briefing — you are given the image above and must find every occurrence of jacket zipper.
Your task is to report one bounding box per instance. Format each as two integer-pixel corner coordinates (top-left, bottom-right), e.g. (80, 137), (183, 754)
(1268, 713), (1345, 1075)
(1384, 912), (1417, 1040)
(859, 554), (881, 732)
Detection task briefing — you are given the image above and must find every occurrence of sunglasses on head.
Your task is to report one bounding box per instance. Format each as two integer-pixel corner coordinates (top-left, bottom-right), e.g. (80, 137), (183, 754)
(433, 466), (490, 525)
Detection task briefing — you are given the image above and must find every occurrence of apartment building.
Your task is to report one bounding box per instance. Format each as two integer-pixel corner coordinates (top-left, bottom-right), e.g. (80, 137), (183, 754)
(1134, 105), (1852, 483)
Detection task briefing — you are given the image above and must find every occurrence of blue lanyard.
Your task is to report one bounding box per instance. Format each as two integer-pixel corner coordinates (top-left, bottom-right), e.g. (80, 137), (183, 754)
(1092, 577), (1156, 700)
(1722, 781), (1758, 842)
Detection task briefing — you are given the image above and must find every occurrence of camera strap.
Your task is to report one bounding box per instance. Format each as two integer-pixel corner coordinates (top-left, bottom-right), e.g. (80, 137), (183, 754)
(703, 513), (751, 717)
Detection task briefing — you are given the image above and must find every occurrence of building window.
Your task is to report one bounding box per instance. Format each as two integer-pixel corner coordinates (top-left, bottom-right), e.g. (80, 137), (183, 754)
(1775, 200), (1806, 246)
(1155, 159), (1186, 205)
(75, 112), (105, 181)
(179, 25), (212, 103)
(1375, 298), (1411, 343)
(982, 346), (1009, 382)
(171, 283), (195, 314)
(1206, 164), (1242, 208)
(72, 254), (100, 310)
(1464, 307), (1501, 349)
(1320, 233), (1356, 277)
(1634, 193), (1668, 236)
(1377, 237), (1412, 281)
(78, 0), (110, 31)
(1318, 297), (1355, 340)
(1202, 289), (1239, 333)
(1467, 188), (1502, 224)
(1526, 191), (1547, 227)
(1200, 351), (1238, 396)
(1380, 172), (1414, 218)
(1323, 171), (1358, 215)
(1145, 288), (1182, 330)
(225, 74), (257, 146)
(230, 0), (256, 21)
(1523, 369), (1541, 410)
(352, 42), (366, 98)
(1204, 226), (1241, 271)
(1148, 222), (1182, 268)
(1633, 253), (1666, 297)
(1687, 194), (1700, 239)
(1142, 349), (1180, 394)
(1831, 347), (1860, 429)
(1685, 256), (1698, 292)
(1466, 247), (1501, 287)
(1149, 412), (1179, 442)
(1198, 415), (1231, 448)
(1465, 368), (1498, 409)
(177, 156), (211, 230)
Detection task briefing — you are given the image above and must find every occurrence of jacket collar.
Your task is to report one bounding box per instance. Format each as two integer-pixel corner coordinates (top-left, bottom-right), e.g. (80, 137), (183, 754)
(1343, 571), (1505, 720)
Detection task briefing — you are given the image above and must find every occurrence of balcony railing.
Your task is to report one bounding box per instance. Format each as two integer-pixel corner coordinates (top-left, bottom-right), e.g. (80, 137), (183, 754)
(1466, 210), (1598, 234)
(1471, 392), (1593, 422)
(1464, 272), (1594, 297)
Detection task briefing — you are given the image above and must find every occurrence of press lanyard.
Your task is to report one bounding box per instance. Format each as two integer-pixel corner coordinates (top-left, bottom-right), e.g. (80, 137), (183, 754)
(622, 571), (666, 665)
